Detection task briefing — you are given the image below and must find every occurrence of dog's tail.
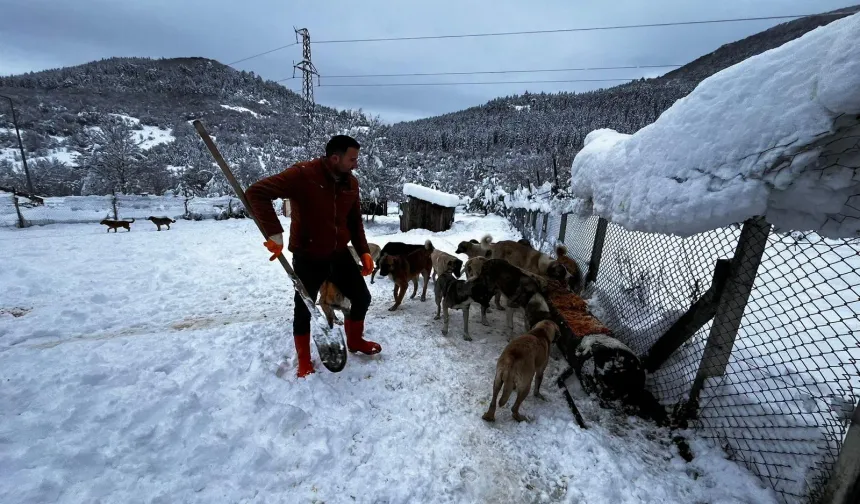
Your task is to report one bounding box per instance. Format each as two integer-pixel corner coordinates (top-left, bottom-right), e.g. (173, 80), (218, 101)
(127, 218), (135, 223)
(497, 361), (516, 407)
(169, 218), (176, 223)
(556, 244), (568, 257)
(424, 239), (434, 252)
(481, 234), (493, 246)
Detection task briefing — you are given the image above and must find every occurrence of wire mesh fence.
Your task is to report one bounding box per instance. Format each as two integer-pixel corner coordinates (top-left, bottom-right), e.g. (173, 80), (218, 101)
(509, 207), (860, 504)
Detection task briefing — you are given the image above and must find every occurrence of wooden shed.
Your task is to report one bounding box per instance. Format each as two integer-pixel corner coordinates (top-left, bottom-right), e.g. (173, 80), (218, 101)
(399, 183), (459, 233)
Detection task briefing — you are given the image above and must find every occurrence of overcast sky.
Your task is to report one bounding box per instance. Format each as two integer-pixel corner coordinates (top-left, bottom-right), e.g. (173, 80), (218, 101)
(1, 0), (856, 123)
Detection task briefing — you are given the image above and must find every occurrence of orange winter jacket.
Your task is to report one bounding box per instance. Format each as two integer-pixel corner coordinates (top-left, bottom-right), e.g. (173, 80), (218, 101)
(244, 158), (370, 260)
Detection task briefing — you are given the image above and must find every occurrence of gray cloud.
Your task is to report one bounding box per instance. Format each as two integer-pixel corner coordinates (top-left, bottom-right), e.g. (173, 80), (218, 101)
(0, 0), (855, 122)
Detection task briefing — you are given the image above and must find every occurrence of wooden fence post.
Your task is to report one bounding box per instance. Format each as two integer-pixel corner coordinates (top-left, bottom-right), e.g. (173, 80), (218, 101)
(684, 215), (770, 411)
(585, 217), (609, 285)
(818, 404), (860, 504)
(558, 214), (569, 245)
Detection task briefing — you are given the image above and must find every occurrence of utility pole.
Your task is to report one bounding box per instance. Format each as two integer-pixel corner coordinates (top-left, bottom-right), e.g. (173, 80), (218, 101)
(292, 28), (320, 151)
(0, 94), (34, 195)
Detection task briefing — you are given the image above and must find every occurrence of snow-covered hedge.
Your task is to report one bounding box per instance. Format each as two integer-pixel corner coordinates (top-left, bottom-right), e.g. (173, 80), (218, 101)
(568, 12), (860, 239)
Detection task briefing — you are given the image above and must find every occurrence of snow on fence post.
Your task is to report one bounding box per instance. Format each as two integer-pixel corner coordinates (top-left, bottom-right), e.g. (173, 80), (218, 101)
(685, 215), (770, 411)
(818, 405), (860, 504)
(585, 217), (609, 285)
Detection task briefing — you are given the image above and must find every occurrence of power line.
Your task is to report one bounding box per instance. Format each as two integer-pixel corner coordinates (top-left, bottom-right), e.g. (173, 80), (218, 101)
(226, 42), (299, 66)
(320, 64), (683, 79)
(317, 78), (641, 88)
(224, 12), (841, 67)
(313, 14), (841, 44)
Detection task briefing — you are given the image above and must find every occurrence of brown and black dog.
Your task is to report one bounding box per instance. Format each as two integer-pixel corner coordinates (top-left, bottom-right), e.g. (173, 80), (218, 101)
(378, 240), (434, 311)
(146, 216), (176, 231)
(482, 319), (559, 423)
(100, 218), (134, 232)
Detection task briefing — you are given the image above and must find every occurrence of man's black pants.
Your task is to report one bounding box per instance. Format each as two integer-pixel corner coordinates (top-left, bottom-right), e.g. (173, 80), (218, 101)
(292, 248), (372, 335)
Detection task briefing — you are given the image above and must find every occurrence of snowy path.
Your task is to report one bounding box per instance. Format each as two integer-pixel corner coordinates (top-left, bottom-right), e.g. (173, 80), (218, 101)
(0, 215), (777, 503)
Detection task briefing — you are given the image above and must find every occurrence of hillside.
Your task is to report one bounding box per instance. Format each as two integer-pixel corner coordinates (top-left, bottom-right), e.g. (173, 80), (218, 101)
(1, 6), (857, 201)
(380, 5), (860, 203)
(0, 57), (380, 197)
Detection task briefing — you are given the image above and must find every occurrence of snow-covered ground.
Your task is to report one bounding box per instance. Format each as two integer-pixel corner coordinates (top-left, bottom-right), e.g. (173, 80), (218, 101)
(0, 212), (778, 503)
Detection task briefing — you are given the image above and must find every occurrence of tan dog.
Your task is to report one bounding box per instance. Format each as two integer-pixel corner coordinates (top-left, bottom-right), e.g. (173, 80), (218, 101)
(455, 236), (492, 258)
(465, 256), (549, 314)
(318, 280), (350, 327)
(100, 218), (134, 232)
(348, 242), (382, 266)
(482, 319), (559, 423)
(554, 245), (584, 294)
(482, 235), (576, 291)
(378, 240), (434, 311)
(431, 249), (463, 281)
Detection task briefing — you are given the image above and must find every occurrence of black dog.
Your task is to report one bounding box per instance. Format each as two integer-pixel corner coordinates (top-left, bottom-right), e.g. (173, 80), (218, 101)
(471, 258), (546, 333)
(371, 241), (430, 284)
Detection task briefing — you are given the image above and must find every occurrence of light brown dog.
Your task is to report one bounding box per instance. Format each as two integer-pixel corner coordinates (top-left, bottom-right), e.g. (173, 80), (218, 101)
(318, 280), (350, 327)
(482, 319), (559, 423)
(455, 236), (492, 258)
(378, 240), (434, 311)
(348, 242), (382, 265)
(554, 245), (584, 294)
(431, 249), (463, 281)
(100, 218), (134, 232)
(482, 235), (577, 291)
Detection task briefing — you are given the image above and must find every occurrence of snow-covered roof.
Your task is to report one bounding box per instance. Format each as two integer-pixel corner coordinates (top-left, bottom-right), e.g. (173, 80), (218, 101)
(568, 12), (860, 239)
(403, 183), (460, 208)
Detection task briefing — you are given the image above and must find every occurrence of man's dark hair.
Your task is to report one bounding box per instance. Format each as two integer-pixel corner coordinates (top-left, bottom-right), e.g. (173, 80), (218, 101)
(325, 135), (361, 157)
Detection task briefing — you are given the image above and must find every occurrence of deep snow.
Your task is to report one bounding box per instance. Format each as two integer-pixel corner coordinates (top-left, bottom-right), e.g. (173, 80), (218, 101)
(568, 12), (860, 239)
(0, 213), (778, 503)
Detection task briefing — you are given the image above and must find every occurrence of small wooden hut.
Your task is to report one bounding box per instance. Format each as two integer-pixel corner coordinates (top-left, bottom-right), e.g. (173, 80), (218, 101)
(399, 183), (459, 232)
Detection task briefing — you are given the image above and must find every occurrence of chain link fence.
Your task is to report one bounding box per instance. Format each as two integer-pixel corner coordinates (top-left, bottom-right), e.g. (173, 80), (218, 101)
(509, 207), (860, 504)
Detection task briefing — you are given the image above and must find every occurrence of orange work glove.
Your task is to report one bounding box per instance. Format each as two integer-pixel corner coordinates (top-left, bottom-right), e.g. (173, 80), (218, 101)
(360, 253), (374, 276)
(264, 234), (284, 261)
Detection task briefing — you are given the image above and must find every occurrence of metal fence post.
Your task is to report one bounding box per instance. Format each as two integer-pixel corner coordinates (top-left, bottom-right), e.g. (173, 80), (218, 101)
(686, 215), (770, 408)
(585, 217), (609, 285)
(558, 214), (568, 245)
(818, 404), (860, 504)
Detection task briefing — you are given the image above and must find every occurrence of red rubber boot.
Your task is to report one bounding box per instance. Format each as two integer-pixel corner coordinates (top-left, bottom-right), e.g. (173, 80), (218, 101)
(294, 333), (315, 378)
(344, 319), (381, 355)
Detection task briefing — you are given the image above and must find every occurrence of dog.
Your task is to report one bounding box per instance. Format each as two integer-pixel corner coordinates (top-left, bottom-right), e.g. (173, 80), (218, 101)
(318, 280), (350, 327)
(377, 240), (434, 311)
(100, 218), (134, 232)
(482, 235), (577, 291)
(482, 319), (559, 423)
(455, 236), (493, 258)
(371, 241), (430, 283)
(554, 245), (584, 294)
(431, 249), (463, 281)
(470, 258), (547, 333)
(433, 272), (488, 341)
(146, 216), (176, 231)
(348, 242), (382, 267)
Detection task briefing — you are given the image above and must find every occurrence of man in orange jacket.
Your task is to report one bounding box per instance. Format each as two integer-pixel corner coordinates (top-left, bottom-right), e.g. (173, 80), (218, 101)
(244, 135), (380, 378)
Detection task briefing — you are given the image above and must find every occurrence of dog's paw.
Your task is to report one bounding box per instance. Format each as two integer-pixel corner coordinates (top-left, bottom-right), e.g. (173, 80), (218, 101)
(463, 334), (473, 341)
(441, 329), (449, 336)
(513, 413), (530, 423)
(535, 392), (547, 401)
(481, 319), (490, 326)
(388, 305), (398, 312)
(481, 412), (495, 422)
(434, 315), (441, 320)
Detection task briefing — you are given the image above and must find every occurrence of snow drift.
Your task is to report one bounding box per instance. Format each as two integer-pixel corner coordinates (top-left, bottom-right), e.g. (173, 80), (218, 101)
(568, 12), (860, 239)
